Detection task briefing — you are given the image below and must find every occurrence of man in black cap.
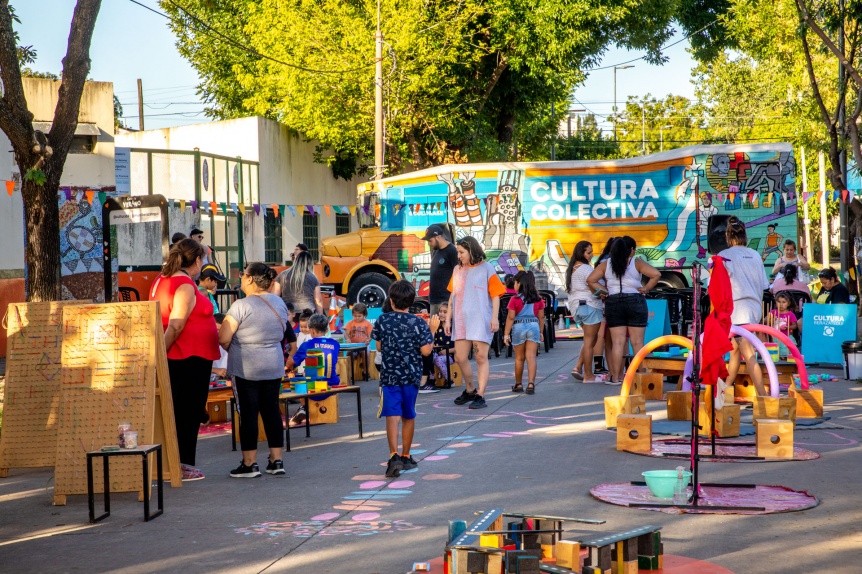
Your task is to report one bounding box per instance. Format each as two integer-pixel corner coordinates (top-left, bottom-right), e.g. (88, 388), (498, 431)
(198, 264), (225, 313)
(422, 224), (458, 316)
(291, 242), (309, 262)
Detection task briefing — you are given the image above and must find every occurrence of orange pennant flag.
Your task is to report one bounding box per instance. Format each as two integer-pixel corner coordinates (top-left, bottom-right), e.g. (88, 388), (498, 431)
(5, 180), (13, 196)
(272, 204), (279, 217)
(374, 204), (380, 218)
(324, 205), (331, 217)
(85, 190), (95, 204)
(210, 201), (218, 215)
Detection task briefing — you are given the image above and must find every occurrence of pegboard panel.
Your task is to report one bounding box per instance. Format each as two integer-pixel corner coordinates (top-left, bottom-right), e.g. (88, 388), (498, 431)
(0, 301), (89, 476)
(53, 302), (160, 504)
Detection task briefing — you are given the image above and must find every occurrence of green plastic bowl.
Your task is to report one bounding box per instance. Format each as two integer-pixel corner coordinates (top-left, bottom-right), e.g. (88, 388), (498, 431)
(642, 470), (692, 499)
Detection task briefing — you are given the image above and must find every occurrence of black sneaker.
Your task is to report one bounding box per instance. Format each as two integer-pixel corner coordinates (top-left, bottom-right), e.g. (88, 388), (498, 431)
(266, 458), (285, 475)
(594, 366), (609, 375)
(440, 380), (454, 389)
(418, 383), (440, 394)
(468, 395), (487, 409)
(400, 455), (418, 471)
(230, 461), (261, 478)
(385, 453), (403, 478)
(289, 407), (307, 426)
(454, 390), (477, 405)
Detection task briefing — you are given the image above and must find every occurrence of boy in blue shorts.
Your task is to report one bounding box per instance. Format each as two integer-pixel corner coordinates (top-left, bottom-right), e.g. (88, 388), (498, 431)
(372, 280), (433, 477)
(284, 313), (341, 425)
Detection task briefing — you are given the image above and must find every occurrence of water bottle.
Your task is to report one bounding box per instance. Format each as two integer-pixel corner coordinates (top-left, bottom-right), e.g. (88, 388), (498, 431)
(673, 466), (687, 505)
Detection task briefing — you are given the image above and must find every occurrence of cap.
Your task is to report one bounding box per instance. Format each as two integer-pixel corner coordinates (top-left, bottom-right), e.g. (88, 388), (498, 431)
(200, 264), (225, 282)
(421, 224), (448, 241)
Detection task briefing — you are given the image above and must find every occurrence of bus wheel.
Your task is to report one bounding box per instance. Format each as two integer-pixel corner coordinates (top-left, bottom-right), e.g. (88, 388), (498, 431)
(347, 272), (392, 307)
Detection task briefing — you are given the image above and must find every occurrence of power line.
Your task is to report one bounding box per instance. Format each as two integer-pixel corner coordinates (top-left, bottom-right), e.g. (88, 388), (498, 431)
(128, 0), (376, 75)
(590, 20), (719, 71)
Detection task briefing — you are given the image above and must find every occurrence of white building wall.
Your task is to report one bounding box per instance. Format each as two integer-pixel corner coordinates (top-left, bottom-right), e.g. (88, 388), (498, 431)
(0, 79), (116, 274)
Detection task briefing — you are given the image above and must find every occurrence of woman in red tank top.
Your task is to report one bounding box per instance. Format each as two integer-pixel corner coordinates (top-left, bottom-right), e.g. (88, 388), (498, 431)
(150, 238), (220, 481)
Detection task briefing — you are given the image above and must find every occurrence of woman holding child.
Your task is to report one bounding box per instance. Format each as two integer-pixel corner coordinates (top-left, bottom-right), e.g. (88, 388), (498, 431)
(219, 262), (289, 478)
(444, 236), (507, 410)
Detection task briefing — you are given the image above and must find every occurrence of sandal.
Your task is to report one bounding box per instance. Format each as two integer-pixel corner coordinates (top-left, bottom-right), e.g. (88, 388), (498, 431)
(511, 383), (524, 393)
(571, 370), (584, 381)
(525, 383), (535, 395)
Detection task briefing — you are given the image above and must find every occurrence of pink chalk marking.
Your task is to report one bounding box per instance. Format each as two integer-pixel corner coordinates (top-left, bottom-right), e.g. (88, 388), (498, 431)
(352, 475), (387, 481)
(351, 512), (380, 521)
(424, 455), (449, 461)
(422, 474), (462, 480)
(389, 480), (415, 488)
(359, 480), (387, 489)
(311, 512), (340, 521)
(449, 443), (473, 448)
(483, 433), (511, 438)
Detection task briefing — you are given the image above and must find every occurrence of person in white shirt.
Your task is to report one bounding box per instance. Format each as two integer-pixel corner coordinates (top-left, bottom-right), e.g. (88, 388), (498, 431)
(718, 216), (769, 396)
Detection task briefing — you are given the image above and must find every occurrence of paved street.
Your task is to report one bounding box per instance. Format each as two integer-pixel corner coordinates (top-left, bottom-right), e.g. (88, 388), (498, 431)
(0, 340), (860, 573)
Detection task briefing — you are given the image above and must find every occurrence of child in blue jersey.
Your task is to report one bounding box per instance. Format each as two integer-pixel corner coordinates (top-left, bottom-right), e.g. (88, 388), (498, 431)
(372, 280), (434, 478)
(284, 313), (341, 424)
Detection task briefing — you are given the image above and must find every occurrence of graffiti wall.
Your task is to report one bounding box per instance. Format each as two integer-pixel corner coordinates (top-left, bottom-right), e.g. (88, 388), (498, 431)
(374, 145), (796, 294)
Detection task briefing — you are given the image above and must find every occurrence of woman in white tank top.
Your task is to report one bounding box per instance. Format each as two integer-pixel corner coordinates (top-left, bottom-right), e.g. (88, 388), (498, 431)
(587, 236), (661, 383)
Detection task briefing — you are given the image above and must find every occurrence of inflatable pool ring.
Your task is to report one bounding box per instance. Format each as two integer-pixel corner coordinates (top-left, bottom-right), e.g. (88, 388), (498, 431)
(680, 325), (779, 397)
(621, 335), (693, 397)
(740, 324), (808, 390)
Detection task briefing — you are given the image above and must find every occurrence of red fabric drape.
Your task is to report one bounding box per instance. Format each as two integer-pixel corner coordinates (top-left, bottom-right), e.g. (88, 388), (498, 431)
(699, 256), (734, 389)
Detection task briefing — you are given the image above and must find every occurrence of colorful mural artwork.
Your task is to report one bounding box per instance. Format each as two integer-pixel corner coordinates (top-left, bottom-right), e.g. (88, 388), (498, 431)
(58, 188), (115, 302)
(355, 144), (797, 295)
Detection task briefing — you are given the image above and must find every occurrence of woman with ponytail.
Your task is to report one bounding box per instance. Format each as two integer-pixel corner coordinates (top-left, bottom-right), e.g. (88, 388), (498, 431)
(150, 238), (220, 481)
(219, 263), (289, 478)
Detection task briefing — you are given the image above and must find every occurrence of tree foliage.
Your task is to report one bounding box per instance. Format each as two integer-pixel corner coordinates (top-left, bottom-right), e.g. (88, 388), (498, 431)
(554, 113), (621, 161)
(161, 0), (679, 178)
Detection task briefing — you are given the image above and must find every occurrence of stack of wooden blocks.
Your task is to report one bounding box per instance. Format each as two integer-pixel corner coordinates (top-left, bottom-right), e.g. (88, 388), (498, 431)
(578, 526), (664, 574)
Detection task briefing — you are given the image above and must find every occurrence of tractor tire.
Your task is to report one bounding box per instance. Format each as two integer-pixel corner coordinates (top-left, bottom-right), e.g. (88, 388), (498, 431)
(347, 272), (392, 308)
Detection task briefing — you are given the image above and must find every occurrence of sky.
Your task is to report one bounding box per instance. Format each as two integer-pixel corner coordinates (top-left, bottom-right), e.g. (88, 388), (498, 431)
(15, 1), (698, 133)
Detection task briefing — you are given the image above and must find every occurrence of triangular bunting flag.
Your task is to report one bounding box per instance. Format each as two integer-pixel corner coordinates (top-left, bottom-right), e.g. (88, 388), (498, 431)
(729, 193), (736, 203)
(230, 202), (238, 214)
(436, 202), (441, 211)
(843, 190), (849, 202)
(64, 188), (73, 201)
(306, 205), (316, 216)
(191, 200), (198, 213)
(333, 205), (341, 215)
(253, 203), (260, 216)
(349, 205), (356, 215)
(288, 205), (297, 217)
(238, 203), (246, 215)
(5, 181), (13, 196)
(272, 204), (279, 218)
(279, 205), (286, 218)
(297, 205), (305, 215)
(324, 205), (331, 217)
(86, 190), (95, 204)
(220, 202), (227, 215)
(380, 204), (386, 215)
(374, 204), (380, 218)
(98, 191), (106, 206)
(180, 199), (186, 211)
(210, 201), (217, 214)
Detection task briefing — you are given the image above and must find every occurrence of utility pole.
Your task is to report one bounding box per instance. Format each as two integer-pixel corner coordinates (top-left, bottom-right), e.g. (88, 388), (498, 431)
(838, 0), (850, 280)
(550, 102), (556, 160)
(374, 0), (384, 181)
(613, 65), (633, 141)
(820, 151), (829, 267)
(137, 78), (145, 131)
(641, 101), (646, 155)
(801, 147), (813, 262)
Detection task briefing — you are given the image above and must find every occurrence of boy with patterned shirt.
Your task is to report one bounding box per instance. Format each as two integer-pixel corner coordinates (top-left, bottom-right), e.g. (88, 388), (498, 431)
(372, 280), (434, 478)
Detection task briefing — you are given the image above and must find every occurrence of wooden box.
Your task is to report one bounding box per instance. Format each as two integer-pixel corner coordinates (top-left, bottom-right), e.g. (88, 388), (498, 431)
(666, 390), (692, 421)
(308, 394), (339, 424)
(206, 400), (228, 423)
(714, 404), (741, 438)
(554, 540), (580, 569)
(753, 396), (796, 422)
(435, 361), (462, 387)
(634, 372), (664, 400)
(610, 561), (639, 574)
(756, 418), (794, 458)
(789, 388), (824, 418)
(604, 395), (646, 428)
(616, 414), (652, 452)
(733, 378), (758, 398)
(336, 356), (352, 384)
(366, 351), (380, 380)
(697, 398), (714, 436)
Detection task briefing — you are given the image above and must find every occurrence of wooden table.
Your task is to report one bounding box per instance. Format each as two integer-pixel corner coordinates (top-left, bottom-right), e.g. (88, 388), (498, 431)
(339, 343), (369, 383)
(279, 385), (363, 451)
(639, 354), (799, 390)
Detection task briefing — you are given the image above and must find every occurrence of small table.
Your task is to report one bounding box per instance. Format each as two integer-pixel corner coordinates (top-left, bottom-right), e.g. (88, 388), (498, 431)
(279, 385), (363, 451)
(86, 444), (163, 523)
(340, 343), (369, 382)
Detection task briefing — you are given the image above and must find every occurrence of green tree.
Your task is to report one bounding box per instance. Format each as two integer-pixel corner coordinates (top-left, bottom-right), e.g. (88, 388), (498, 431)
(555, 113), (621, 160)
(161, 0), (679, 177)
(0, 1), (103, 301)
(615, 94), (707, 157)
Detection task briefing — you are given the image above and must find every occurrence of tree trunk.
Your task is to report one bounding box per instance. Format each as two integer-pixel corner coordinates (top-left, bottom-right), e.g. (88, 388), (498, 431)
(18, 151), (63, 301)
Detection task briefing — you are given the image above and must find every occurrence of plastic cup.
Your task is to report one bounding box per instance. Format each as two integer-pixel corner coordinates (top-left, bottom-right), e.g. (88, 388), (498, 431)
(123, 430), (138, 449)
(118, 422), (131, 448)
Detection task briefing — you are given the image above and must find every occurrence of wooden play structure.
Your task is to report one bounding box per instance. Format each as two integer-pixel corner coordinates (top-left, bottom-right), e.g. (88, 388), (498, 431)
(0, 301), (181, 505)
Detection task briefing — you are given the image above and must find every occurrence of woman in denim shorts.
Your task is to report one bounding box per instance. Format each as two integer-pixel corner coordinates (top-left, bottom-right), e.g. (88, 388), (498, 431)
(503, 271), (545, 395)
(587, 236), (661, 383)
(565, 241), (605, 383)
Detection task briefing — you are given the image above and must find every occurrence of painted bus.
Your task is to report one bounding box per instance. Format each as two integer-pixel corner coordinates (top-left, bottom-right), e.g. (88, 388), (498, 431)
(318, 143), (798, 306)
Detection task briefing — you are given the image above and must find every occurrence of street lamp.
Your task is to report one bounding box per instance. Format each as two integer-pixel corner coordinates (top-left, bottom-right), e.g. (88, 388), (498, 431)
(567, 108), (586, 138)
(613, 65), (634, 141)
(659, 124), (672, 152)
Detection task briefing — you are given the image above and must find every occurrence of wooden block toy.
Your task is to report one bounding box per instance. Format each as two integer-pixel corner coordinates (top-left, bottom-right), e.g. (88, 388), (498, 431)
(436, 361), (463, 387)
(554, 540), (580, 569)
(336, 356), (352, 383)
(587, 544), (613, 573)
(616, 414), (652, 452)
(734, 378), (757, 398)
(479, 534), (501, 548)
(634, 372), (664, 400)
(789, 388), (824, 418)
(466, 551), (487, 573)
(697, 400), (713, 436)
(714, 404), (741, 438)
(367, 351), (380, 379)
(753, 396), (796, 422)
(515, 555), (540, 574)
(611, 561), (638, 574)
(756, 418), (794, 458)
(206, 400), (228, 423)
(487, 554), (503, 574)
(603, 395), (646, 428)
(308, 394), (339, 424)
(666, 390), (692, 421)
